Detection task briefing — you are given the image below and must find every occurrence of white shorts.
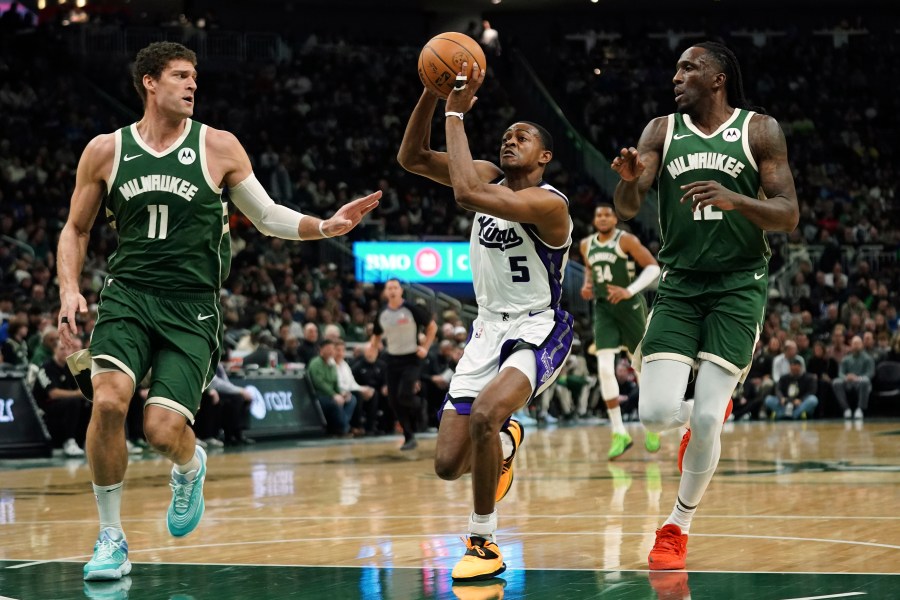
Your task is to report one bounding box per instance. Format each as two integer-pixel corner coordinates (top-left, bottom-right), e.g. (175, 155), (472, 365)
(447, 308), (574, 405)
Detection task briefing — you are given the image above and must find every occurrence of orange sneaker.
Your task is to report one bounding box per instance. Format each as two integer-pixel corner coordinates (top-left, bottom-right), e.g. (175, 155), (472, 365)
(495, 420), (523, 502)
(648, 524), (688, 570)
(678, 399), (733, 474)
(648, 571), (690, 600)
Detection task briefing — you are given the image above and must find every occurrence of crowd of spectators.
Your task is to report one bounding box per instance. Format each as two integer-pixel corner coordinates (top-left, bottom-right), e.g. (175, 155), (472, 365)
(1, 8), (899, 453)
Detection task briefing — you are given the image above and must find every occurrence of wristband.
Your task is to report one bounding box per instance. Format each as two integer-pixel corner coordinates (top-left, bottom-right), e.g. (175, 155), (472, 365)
(318, 220), (331, 238)
(445, 111), (464, 121)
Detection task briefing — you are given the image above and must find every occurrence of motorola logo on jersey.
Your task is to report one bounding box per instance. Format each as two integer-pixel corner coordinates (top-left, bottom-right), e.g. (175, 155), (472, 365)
(477, 216), (524, 250)
(722, 128), (741, 142)
(178, 147), (196, 165)
(414, 248), (442, 277)
(247, 385), (294, 420)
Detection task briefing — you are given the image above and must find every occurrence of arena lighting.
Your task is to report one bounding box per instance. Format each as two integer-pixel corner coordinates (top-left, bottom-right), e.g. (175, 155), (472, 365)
(37, 0), (46, 8)
(594, 67), (602, 75)
(76, 0), (86, 7)
(591, 0), (599, 4)
(491, 0), (501, 4)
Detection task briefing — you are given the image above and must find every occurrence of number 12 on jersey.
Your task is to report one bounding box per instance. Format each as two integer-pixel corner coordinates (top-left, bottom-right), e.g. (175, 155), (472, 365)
(693, 205), (723, 221)
(147, 204), (169, 239)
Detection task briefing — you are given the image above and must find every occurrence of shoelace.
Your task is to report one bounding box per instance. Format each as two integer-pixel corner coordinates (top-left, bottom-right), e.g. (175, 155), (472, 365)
(462, 536), (491, 557)
(92, 537), (123, 562)
(655, 529), (684, 553)
(170, 476), (196, 512)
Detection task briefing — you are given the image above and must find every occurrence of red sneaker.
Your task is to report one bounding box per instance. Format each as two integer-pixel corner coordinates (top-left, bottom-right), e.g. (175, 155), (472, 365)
(678, 399), (733, 474)
(648, 524), (688, 570)
(648, 571), (690, 600)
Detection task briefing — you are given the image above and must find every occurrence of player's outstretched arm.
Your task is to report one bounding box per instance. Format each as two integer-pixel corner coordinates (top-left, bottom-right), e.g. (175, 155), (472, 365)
(397, 87), (500, 187)
(444, 62), (569, 247)
(209, 127), (379, 240)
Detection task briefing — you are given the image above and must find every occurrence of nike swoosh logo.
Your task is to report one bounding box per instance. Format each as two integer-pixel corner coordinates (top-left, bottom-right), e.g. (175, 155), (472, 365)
(673, 134), (693, 140)
(633, 304), (641, 310)
(528, 309), (548, 317)
(123, 154), (143, 161)
(754, 272), (765, 280)
(197, 313), (215, 321)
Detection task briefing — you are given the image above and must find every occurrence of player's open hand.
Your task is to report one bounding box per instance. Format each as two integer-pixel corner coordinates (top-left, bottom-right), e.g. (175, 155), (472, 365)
(446, 61), (485, 115)
(320, 190), (381, 238)
(611, 147), (644, 182)
(580, 283), (594, 300)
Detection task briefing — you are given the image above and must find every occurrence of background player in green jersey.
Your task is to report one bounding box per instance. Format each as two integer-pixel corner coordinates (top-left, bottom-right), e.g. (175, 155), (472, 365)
(57, 42), (379, 581)
(612, 41), (798, 570)
(580, 204), (660, 459)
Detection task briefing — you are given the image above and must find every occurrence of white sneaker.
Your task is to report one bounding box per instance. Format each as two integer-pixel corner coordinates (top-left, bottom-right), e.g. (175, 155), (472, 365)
(843, 408), (853, 420)
(204, 437), (225, 448)
(64, 438), (85, 457)
(195, 438), (208, 449)
(125, 440), (143, 455)
(853, 408), (864, 420)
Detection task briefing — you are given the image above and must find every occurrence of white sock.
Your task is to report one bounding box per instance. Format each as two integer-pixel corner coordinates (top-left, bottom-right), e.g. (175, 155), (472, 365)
(500, 430), (514, 461)
(664, 496), (696, 534)
(607, 405), (626, 435)
(93, 482), (124, 533)
(468, 511), (497, 542)
(174, 452), (201, 479)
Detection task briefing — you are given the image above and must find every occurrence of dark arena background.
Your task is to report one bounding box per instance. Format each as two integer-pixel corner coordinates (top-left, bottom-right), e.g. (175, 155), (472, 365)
(0, 0), (898, 599)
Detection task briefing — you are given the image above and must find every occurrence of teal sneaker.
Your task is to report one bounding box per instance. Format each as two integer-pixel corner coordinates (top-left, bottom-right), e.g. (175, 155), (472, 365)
(166, 445), (207, 537)
(644, 431), (661, 453)
(607, 432), (633, 460)
(83, 528), (131, 581)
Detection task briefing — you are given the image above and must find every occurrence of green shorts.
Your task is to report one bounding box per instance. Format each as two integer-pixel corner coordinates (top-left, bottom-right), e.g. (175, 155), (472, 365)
(592, 296), (647, 354)
(637, 267), (766, 378)
(90, 278), (222, 422)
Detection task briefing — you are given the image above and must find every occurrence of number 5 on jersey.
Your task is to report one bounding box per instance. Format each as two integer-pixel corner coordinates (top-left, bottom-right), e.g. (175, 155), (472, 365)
(147, 204), (169, 239)
(509, 256), (530, 282)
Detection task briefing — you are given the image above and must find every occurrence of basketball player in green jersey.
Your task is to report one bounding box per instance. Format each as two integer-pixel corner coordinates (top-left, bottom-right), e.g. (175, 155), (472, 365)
(580, 204), (660, 459)
(57, 42), (379, 581)
(612, 42), (798, 570)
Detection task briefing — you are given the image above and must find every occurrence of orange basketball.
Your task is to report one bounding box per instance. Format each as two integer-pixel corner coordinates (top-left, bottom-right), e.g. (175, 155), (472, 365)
(417, 32), (487, 99)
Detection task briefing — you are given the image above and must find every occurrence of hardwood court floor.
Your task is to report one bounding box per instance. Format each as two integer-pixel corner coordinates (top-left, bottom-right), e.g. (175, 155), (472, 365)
(1, 419), (899, 599)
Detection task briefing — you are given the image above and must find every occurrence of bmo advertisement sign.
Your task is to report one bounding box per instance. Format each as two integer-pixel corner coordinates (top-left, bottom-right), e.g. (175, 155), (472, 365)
(354, 242), (472, 283)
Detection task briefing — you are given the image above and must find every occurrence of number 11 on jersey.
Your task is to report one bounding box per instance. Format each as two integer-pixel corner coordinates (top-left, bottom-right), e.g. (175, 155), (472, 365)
(147, 204), (169, 239)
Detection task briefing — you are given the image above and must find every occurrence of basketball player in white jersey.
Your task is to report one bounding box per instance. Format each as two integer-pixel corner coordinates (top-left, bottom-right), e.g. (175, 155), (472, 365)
(398, 62), (574, 582)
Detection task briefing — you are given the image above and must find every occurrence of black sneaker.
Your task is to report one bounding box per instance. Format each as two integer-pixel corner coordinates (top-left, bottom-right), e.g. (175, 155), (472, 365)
(399, 438), (418, 451)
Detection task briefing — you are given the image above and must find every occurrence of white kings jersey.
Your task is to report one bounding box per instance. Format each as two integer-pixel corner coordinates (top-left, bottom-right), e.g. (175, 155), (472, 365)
(469, 180), (572, 314)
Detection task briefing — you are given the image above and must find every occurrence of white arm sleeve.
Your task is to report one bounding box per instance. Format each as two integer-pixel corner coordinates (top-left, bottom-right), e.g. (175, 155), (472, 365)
(229, 173), (305, 240)
(626, 264), (661, 296)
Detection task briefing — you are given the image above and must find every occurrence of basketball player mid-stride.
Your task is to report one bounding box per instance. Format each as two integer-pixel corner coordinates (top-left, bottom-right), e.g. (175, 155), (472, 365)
(57, 41), (379, 581)
(398, 62), (574, 581)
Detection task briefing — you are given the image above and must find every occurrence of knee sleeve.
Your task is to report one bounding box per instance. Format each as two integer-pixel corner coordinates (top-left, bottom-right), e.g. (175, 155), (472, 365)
(596, 352), (619, 401)
(638, 359), (693, 432)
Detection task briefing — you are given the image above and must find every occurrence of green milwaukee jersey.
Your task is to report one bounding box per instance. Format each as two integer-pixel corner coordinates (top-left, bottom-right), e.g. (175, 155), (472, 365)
(584, 229), (635, 301)
(105, 119), (230, 292)
(656, 109), (768, 272)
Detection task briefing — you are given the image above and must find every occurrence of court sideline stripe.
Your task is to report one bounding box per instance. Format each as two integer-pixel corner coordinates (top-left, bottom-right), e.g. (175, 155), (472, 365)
(779, 593), (866, 600)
